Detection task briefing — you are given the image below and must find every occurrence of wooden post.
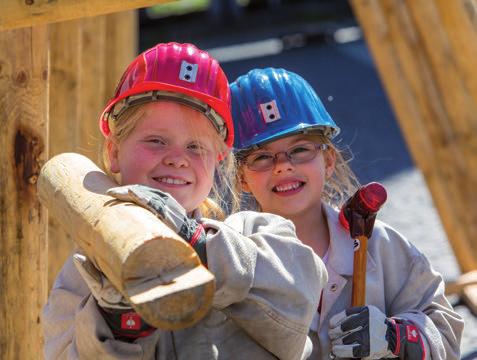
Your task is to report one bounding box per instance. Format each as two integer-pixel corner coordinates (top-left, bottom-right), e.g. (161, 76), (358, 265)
(0, 26), (48, 358)
(0, 2), (167, 358)
(350, 0), (477, 273)
(47, 11), (138, 289)
(48, 19), (81, 288)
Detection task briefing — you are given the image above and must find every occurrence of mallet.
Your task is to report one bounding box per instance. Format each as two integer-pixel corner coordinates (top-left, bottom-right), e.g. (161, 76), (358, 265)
(339, 182), (387, 306)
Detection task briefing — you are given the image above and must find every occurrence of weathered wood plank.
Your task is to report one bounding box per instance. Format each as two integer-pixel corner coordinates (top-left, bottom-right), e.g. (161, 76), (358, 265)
(47, 11), (138, 289)
(0, 26), (48, 358)
(350, 0), (477, 272)
(48, 19), (81, 288)
(0, 0), (172, 31)
(104, 11), (138, 98)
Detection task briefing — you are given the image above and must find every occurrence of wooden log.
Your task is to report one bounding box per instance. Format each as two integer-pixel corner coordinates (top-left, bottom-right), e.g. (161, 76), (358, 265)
(0, 0), (172, 31)
(350, 0), (477, 272)
(0, 26), (48, 358)
(445, 270), (477, 296)
(38, 152), (215, 330)
(462, 284), (477, 316)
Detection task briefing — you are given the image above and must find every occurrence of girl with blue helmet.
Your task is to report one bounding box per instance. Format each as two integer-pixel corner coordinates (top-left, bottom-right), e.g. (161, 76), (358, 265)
(231, 68), (463, 360)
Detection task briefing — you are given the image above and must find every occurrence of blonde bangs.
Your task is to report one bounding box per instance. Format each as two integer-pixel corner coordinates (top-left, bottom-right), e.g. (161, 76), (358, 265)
(100, 100), (238, 218)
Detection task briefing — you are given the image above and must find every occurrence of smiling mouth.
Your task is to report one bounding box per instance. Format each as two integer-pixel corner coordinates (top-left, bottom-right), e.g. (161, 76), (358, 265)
(272, 181), (305, 193)
(153, 176), (190, 185)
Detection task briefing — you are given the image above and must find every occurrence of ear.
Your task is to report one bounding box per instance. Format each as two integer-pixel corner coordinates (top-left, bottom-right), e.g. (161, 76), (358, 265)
(217, 148), (230, 163)
(239, 172), (252, 193)
(324, 148), (336, 179)
(107, 140), (120, 174)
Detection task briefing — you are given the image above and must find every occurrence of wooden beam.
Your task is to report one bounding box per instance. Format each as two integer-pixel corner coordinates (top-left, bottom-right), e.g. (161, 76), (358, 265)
(0, 0), (172, 31)
(47, 11), (138, 289)
(350, 0), (477, 272)
(104, 11), (138, 98)
(0, 26), (48, 358)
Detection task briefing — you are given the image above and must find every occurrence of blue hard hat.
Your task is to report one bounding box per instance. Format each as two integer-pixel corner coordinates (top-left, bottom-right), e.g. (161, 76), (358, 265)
(231, 68), (340, 150)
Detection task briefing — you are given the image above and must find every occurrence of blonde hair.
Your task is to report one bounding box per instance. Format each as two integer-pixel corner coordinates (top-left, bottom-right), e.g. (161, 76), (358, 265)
(235, 133), (360, 211)
(101, 101), (240, 220)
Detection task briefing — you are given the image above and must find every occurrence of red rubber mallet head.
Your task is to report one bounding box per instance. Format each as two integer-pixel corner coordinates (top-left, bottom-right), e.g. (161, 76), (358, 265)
(339, 182), (387, 238)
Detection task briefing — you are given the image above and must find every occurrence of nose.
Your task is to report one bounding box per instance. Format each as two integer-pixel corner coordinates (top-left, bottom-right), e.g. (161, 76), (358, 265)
(272, 152), (294, 174)
(162, 147), (189, 168)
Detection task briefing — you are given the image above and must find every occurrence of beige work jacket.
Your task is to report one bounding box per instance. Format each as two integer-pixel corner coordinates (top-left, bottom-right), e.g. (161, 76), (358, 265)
(43, 211), (327, 360)
(309, 204), (463, 360)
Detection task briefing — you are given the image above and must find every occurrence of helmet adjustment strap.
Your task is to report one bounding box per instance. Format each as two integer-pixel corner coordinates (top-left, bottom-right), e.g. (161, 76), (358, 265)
(106, 91), (227, 141)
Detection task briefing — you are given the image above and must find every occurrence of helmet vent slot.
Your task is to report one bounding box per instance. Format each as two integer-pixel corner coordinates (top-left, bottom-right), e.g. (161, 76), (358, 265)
(179, 61), (198, 83)
(259, 100), (281, 123)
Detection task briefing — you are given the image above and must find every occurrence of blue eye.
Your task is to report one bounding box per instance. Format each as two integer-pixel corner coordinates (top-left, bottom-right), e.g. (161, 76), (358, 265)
(248, 153), (274, 167)
(289, 145), (312, 155)
(188, 142), (209, 154)
(146, 136), (167, 145)
(253, 153), (273, 161)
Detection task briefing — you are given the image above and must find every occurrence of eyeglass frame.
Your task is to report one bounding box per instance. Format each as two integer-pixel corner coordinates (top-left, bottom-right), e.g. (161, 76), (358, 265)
(239, 142), (329, 172)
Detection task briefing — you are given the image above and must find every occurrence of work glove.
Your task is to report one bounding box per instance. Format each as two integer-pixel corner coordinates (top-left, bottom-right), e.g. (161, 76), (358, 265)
(329, 305), (426, 359)
(73, 252), (156, 342)
(107, 184), (207, 265)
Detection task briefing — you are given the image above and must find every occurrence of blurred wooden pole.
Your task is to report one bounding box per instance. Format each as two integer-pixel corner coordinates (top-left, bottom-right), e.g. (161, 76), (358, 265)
(0, 26), (48, 359)
(47, 11), (138, 289)
(350, 0), (477, 273)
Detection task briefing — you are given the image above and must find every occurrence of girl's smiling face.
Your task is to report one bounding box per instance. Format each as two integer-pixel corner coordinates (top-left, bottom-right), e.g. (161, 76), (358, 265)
(109, 101), (221, 213)
(240, 134), (335, 219)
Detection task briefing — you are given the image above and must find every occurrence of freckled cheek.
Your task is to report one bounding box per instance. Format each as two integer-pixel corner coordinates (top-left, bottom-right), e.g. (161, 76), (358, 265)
(119, 152), (158, 183)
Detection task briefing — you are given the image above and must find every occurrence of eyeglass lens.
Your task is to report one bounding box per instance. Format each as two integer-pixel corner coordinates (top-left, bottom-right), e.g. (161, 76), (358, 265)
(246, 142), (327, 171)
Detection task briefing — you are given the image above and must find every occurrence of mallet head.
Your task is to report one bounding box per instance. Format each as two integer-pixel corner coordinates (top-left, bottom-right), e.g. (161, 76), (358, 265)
(339, 182), (387, 238)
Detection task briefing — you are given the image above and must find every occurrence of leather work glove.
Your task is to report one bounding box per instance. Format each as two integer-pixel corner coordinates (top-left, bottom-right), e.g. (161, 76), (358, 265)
(73, 253), (156, 342)
(107, 184), (207, 265)
(329, 305), (426, 359)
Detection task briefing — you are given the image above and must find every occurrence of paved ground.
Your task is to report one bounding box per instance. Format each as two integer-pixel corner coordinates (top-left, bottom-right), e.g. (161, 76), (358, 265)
(140, 1), (477, 356)
(380, 168), (477, 359)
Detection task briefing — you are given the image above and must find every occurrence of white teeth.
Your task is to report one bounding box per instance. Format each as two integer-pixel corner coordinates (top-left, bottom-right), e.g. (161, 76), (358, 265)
(158, 177), (187, 185)
(275, 182), (301, 192)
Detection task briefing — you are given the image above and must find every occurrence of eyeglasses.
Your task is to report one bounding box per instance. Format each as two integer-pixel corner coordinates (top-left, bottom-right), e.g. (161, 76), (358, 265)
(243, 142), (329, 171)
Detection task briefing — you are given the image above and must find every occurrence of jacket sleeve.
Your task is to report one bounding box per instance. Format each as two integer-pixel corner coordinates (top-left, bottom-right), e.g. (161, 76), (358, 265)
(378, 225), (464, 360)
(42, 256), (159, 359)
(201, 211), (328, 360)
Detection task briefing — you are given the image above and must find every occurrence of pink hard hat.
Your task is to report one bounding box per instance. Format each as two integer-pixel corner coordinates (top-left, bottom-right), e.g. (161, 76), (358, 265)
(99, 42), (234, 148)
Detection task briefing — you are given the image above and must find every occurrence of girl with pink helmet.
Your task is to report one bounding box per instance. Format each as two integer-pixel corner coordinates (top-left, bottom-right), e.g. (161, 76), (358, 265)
(42, 44), (327, 359)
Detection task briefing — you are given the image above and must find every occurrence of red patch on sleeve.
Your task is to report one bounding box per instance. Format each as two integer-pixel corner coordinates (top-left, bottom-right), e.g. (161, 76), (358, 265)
(121, 312), (141, 330)
(406, 324), (419, 343)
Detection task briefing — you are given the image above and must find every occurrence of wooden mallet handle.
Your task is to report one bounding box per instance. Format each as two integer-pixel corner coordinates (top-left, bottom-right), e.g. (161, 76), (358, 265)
(38, 152), (215, 330)
(339, 182), (387, 307)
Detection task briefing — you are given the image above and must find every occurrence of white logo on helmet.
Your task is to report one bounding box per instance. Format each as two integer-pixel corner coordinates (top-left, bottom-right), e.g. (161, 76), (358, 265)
(179, 61), (198, 83)
(260, 100), (281, 123)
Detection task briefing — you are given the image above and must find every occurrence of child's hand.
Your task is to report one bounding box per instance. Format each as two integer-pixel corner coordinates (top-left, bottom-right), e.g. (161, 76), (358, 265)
(73, 252), (155, 341)
(73, 252), (129, 309)
(328, 305), (425, 359)
(107, 184), (207, 264)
